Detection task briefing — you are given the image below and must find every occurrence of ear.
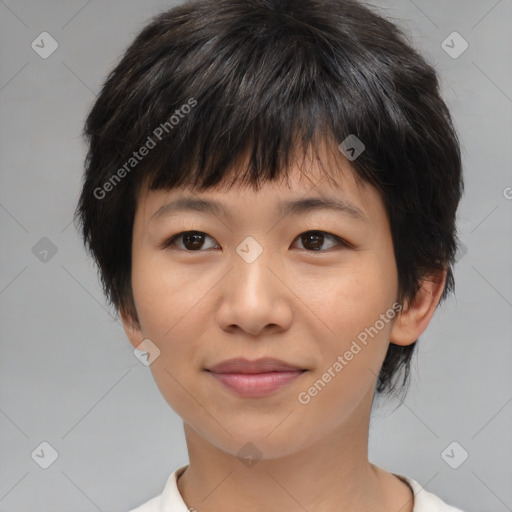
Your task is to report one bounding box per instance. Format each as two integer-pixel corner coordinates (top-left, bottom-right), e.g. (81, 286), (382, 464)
(120, 306), (144, 350)
(390, 268), (447, 346)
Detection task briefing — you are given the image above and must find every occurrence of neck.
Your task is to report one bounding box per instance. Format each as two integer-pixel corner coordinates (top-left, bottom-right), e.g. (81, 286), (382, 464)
(176, 388), (414, 512)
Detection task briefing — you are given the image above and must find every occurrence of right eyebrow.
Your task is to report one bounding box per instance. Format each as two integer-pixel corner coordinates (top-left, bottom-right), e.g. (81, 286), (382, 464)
(150, 197), (228, 222)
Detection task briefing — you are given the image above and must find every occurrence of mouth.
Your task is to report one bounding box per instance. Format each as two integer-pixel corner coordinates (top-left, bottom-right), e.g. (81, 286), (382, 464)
(206, 358), (307, 398)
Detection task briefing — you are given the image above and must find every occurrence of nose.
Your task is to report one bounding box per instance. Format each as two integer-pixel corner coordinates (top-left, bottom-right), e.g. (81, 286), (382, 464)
(215, 244), (293, 337)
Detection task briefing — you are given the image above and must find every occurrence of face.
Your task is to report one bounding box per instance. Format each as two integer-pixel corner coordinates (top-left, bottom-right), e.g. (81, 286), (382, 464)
(123, 145), (401, 459)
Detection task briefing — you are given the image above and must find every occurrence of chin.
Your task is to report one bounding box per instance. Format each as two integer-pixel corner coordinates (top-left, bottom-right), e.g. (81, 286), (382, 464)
(194, 418), (316, 462)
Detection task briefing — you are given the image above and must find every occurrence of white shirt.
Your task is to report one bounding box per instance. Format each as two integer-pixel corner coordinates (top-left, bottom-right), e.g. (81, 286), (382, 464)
(128, 465), (465, 512)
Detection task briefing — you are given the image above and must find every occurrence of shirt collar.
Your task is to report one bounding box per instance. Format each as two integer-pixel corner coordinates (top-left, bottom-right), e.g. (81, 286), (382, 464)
(158, 465), (461, 512)
(159, 465), (190, 511)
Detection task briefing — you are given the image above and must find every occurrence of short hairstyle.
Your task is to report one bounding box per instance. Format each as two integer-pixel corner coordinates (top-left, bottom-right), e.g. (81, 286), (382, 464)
(74, 0), (464, 401)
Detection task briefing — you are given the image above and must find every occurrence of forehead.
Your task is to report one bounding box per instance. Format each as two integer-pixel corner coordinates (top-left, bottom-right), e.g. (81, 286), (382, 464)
(133, 134), (389, 231)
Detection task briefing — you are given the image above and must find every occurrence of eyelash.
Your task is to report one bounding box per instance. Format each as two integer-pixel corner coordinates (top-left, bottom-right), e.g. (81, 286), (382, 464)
(161, 230), (350, 252)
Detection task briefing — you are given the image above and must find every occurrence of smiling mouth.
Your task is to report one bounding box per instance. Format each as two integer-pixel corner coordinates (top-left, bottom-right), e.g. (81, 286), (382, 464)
(205, 357), (308, 397)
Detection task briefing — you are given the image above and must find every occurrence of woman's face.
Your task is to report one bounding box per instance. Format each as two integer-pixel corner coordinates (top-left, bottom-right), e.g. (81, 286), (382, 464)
(123, 147), (401, 459)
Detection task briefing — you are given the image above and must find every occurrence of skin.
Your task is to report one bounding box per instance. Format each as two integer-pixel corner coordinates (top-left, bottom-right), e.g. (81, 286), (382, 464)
(121, 141), (446, 512)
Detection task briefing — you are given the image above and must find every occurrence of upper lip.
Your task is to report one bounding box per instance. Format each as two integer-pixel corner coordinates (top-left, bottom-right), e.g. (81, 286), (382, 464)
(207, 357), (305, 374)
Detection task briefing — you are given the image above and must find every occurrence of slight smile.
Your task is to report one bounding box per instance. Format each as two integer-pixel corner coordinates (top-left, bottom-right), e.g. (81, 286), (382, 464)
(206, 357), (308, 398)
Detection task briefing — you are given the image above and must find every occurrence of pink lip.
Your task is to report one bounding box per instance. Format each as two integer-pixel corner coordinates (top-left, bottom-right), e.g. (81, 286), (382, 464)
(206, 358), (307, 397)
(209, 370), (305, 397)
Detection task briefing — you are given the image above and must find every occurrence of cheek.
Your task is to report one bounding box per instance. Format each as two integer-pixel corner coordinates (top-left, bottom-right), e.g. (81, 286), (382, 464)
(308, 253), (398, 385)
(296, 290), (396, 431)
(310, 256), (397, 337)
(131, 255), (211, 418)
(130, 249), (226, 411)
(131, 246), (213, 337)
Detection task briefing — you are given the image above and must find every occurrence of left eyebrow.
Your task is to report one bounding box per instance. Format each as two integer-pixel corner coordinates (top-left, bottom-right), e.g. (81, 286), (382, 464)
(277, 196), (368, 223)
(150, 196), (368, 223)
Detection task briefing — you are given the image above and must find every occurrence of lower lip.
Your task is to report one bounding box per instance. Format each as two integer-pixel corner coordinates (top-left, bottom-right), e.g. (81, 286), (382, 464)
(208, 370), (305, 397)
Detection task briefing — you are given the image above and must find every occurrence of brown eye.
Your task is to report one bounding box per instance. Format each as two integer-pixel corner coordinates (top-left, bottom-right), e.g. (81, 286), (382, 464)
(294, 230), (347, 251)
(164, 231), (218, 251)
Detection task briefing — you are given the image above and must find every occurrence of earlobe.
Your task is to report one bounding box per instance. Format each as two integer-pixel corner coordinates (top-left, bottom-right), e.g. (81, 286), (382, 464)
(389, 269), (447, 347)
(120, 307), (144, 350)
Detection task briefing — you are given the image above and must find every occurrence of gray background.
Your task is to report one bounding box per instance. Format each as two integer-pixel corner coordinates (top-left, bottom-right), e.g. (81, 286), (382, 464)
(0, 0), (511, 511)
